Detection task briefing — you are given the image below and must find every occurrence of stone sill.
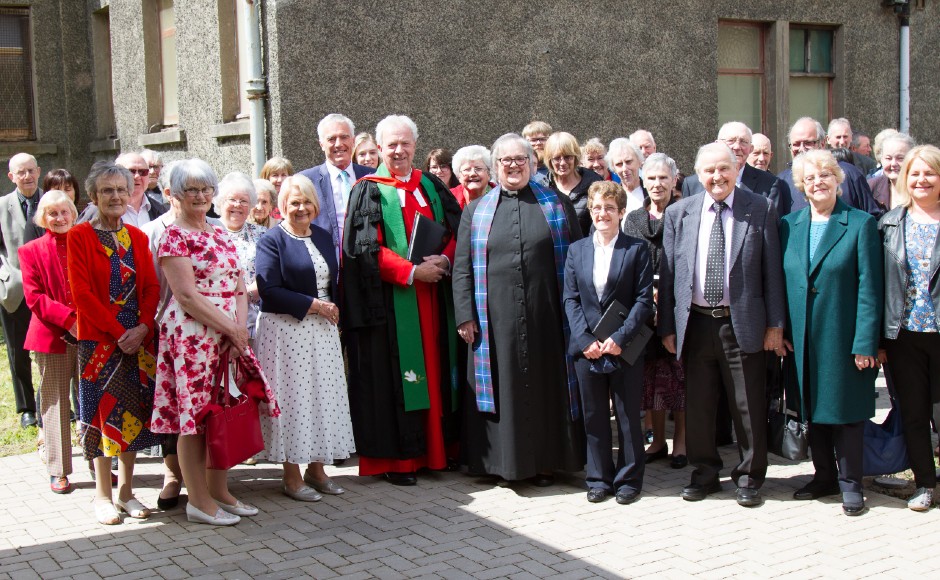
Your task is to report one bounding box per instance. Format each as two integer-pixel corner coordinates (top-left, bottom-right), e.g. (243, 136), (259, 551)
(138, 128), (187, 147)
(0, 142), (58, 157)
(89, 138), (120, 153)
(209, 120), (250, 139)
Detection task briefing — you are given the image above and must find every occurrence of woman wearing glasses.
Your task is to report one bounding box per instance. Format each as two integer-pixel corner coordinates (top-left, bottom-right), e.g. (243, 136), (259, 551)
(545, 132), (603, 235)
(453, 133), (585, 486)
(450, 145), (493, 209)
(779, 149), (882, 516)
(151, 159), (277, 526)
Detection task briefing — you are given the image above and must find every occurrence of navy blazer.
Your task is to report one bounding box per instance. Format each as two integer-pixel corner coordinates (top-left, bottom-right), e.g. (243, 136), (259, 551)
(298, 162), (375, 251)
(563, 231), (655, 357)
(255, 224), (338, 321)
(684, 163), (791, 218)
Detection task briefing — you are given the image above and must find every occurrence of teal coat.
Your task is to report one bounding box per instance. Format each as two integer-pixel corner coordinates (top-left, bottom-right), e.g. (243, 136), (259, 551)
(780, 199), (883, 424)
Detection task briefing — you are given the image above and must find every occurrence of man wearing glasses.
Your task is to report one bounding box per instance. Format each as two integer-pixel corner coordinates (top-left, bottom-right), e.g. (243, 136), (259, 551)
(79, 152), (168, 226)
(1, 153), (45, 427)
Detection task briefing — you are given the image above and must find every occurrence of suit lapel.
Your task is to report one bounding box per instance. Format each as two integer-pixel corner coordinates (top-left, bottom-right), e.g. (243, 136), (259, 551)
(681, 197), (702, 275)
(9, 194), (26, 229)
(600, 233), (627, 305)
(809, 200), (849, 277)
(740, 165), (757, 193)
(790, 208), (811, 279)
(729, 189), (751, 268)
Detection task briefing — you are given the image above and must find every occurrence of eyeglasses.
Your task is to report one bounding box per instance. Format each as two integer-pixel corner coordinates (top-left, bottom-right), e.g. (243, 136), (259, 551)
(590, 205), (620, 215)
(225, 198), (251, 207)
(98, 187), (130, 198)
(498, 156), (529, 167)
(790, 139), (818, 150)
(550, 155), (576, 164)
(802, 172), (835, 185)
(129, 168), (150, 176)
(527, 137), (547, 144)
(721, 137), (751, 147)
(183, 186), (215, 197)
(460, 166), (487, 175)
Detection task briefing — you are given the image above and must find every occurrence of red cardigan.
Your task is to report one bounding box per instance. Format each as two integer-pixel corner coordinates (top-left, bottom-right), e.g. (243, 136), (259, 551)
(66, 222), (160, 344)
(18, 231), (77, 354)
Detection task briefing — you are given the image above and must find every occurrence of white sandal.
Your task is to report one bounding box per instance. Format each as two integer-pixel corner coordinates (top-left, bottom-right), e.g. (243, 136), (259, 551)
(94, 500), (121, 525)
(114, 497), (151, 519)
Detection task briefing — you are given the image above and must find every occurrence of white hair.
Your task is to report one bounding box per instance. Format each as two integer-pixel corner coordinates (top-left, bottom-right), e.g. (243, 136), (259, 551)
(606, 138), (645, 171)
(718, 121), (753, 141)
(694, 142), (736, 173)
(375, 115), (419, 146)
(642, 153), (678, 179)
(215, 171), (258, 213)
(317, 114), (355, 141)
(489, 133), (534, 173)
(452, 145), (492, 174)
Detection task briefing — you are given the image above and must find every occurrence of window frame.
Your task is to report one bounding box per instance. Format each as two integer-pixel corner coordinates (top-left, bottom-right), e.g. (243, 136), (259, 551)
(717, 20), (767, 134)
(788, 24), (836, 122)
(0, 7), (36, 142)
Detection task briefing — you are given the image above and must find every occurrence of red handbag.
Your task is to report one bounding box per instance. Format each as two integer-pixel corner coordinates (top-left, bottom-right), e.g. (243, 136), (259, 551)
(203, 352), (265, 470)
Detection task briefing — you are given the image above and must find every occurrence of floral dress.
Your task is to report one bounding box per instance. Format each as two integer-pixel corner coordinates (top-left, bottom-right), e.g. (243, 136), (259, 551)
(151, 224), (276, 435)
(221, 222), (266, 338)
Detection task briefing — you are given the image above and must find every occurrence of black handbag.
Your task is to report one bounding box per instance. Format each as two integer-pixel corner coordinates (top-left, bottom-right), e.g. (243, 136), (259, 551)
(767, 356), (809, 461)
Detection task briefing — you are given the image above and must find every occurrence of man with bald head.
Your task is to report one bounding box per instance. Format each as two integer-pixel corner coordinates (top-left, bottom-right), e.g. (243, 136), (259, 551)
(747, 133), (773, 172)
(683, 122), (790, 217)
(1, 153), (46, 427)
(658, 142), (784, 507)
(629, 130), (657, 159)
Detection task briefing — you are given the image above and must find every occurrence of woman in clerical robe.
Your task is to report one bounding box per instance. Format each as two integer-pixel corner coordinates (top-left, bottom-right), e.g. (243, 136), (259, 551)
(453, 133), (586, 486)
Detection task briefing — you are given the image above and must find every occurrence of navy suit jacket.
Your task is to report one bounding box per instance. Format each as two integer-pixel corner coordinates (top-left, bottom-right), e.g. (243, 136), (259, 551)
(563, 231), (655, 357)
(255, 224), (338, 321)
(684, 163), (791, 218)
(298, 162), (375, 251)
(778, 161), (882, 219)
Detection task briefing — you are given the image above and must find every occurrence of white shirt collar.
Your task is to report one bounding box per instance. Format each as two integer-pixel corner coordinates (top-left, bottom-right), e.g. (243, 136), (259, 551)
(326, 161), (352, 182)
(592, 231), (618, 250)
(702, 190), (735, 212)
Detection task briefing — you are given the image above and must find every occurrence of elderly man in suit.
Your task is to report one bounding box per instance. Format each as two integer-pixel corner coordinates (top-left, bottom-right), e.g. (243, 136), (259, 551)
(1, 153), (45, 428)
(298, 114), (376, 252)
(659, 142), (785, 507)
(78, 152), (168, 226)
(684, 122), (791, 217)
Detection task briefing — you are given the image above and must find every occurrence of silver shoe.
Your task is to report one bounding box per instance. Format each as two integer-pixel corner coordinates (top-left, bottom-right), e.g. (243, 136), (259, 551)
(281, 484), (322, 502)
(186, 503), (240, 526)
(908, 487), (933, 512)
(217, 499), (259, 516)
(303, 472), (345, 495)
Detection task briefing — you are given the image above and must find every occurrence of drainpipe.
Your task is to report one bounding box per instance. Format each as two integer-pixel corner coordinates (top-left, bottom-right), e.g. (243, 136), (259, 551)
(897, 3), (910, 133)
(243, 0), (267, 177)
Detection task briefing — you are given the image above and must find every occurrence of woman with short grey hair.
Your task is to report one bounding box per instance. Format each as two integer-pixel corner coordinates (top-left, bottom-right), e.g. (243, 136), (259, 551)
(607, 138), (646, 213)
(451, 145), (493, 208)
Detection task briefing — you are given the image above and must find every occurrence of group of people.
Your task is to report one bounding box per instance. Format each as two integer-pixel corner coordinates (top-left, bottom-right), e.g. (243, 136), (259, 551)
(0, 110), (937, 526)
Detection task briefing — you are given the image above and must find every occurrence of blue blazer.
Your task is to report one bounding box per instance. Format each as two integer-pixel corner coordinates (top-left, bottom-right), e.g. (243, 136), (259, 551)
(563, 231), (655, 357)
(255, 224), (338, 321)
(298, 162), (376, 250)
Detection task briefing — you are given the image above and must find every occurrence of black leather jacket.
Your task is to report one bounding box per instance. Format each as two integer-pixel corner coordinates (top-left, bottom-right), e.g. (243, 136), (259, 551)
(879, 206), (940, 339)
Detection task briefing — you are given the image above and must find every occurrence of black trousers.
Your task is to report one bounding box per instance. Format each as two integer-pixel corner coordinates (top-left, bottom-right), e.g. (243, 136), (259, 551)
(0, 301), (35, 414)
(884, 329), (940, 488)
(576, 356), (645, 493)
(808, 421), (864, 493)
(683, 312), (768, 488)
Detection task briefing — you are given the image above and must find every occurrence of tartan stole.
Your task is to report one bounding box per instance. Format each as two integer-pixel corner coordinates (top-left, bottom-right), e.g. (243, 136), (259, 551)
(469, 181), (581, 419)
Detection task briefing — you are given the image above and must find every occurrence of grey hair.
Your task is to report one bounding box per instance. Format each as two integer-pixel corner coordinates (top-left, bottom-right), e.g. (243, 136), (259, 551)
(642, 153), (678, 179)
(85, 161), (134, 202)
(489, 133), (534, 173)
(452, 145), (492, 175)
(157, 159), (182, 200)
(880, 132), (917, 155)
(827, 117), (852, 134)
(140, 149), (161, 165)
(34, 190), (78, 228)
(789, 116), (826, 143)
(629, 129), (656, 147)
(694, 142), (736, 173)
(214, 171), (258, 214)
(253, 178), (276, 200)
(316, 113), (355, 141)
(375, 114), (419, 145)
(115, 151), (145, 167)
(167, 158), (219, 201)
(606, 138), (645, 171)
(718, 121), (753, 141)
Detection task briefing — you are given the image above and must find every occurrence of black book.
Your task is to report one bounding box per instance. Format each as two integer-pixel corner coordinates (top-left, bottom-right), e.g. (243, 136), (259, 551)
(591, 299), (653, 365)
(407, 213), (448, 264)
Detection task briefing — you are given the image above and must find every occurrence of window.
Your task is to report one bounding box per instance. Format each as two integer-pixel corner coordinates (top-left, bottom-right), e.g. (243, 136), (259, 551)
(789, 27), (834, 123)
(0, 7), (35, 141)
(219, 0), (252, 121)
(157, 0), (179, 125)
(92, 7), (116, 138)
(717, 22), (765, 134)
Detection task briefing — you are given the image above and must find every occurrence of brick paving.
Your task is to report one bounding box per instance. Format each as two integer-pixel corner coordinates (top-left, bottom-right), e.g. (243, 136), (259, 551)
(1, 380), (938, 579)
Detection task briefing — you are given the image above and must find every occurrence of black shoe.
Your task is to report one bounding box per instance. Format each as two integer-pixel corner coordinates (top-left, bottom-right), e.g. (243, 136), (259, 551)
(680, 481), (721, 501)
(793, 480), (840, 500)
(20, 412), (37, 428)
(615, 488), (640, 505)
(669, 454), (688, 469)
(333, 458), (346, 466)
(384, 472), (417, 486)
(842, 492), (866, 516)
(69, 411), (76, 423)
(157, 494), (180, 510)
(530, 474), (555, 487)
(736, 487), (763, 507)
(644, 445), (669, 464)
(586, 489), (609, 503)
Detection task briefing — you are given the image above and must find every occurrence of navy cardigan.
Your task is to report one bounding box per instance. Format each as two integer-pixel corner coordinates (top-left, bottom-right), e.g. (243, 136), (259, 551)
(255, 224), (338, 321)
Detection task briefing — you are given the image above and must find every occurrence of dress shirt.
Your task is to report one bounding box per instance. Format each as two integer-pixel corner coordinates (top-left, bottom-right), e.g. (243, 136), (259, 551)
(736, 165), (745, 187)
(123, 195), (153, 228)
(692, 191), (734, 307)
(625, 186), (645, 214)
(325, 161), (354, 240)
(592, 231), (617, 300)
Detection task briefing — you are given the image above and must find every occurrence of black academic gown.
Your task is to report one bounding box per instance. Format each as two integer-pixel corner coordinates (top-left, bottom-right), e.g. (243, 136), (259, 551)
(453, 185), (586, 480)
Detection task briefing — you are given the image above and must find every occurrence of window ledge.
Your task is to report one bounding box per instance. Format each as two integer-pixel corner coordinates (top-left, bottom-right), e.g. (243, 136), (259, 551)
(209, 120), (250, 139)
(89, 138), (120, 153)
(138, 128), (187, 147)
(0, 142), (58, 157)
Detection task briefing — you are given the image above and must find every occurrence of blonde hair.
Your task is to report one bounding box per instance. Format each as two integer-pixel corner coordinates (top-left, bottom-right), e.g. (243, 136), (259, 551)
(34, 190), (78, 228)
(522, 121), (552, 138)
(277, 174), (320, 219)
(543, 132), (582, 179)
(260, 157), (294, 180)
(791, 149), (845, 198)
(894, 145), (940, 209)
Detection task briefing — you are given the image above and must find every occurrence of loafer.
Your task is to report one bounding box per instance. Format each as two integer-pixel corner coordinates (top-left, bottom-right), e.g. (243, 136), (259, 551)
(736, 487), (762, 507)
(842, 492), (865, 516)
(157, 481), (182, 510)
(50, 476), (72, 494)
(20, 411), (37, 428)
(384, 472), (417, 486)
(529, 474), (555, 487)
(94, 500), (121, 525)
(217, 499), (258, 516)
(680, 481), (722, 501)
(615, 488), (641, 505)
(793, 480), (840, 501)
(186, 503), (240, 526)
(644, 445), (669, 464)
(586, 488), (609, 503)
(281, 484), (322, 502)
(669, 454), (688, 469)
(114, 497), (151, 519)
(908, 487), (934, 512)
(303, 472), (345, 495)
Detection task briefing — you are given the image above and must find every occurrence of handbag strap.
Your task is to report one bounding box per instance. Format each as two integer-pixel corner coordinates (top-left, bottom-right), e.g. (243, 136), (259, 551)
(212, 351), (233, 408)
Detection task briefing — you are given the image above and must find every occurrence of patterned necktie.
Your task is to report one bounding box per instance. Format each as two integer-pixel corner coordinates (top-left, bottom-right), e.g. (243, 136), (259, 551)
(704, 201), (728, 307)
